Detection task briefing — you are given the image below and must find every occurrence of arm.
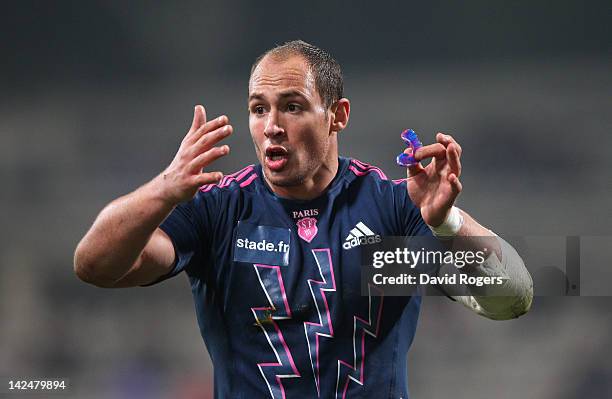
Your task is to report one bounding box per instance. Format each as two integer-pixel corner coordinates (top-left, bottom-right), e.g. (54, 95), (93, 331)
(437, 209), (533, 320)
(74, 105), (232, 287)
(406, 133), (533, 319)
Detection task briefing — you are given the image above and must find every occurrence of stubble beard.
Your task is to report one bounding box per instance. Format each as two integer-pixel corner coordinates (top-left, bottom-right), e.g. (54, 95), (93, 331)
(263, 161), (308, 187)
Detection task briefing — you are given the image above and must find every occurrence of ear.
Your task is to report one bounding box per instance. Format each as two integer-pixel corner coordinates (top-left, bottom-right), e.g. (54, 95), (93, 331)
(329, 98), (350, 133)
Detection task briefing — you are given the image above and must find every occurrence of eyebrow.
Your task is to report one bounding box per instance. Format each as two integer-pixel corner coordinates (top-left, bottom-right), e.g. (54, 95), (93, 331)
(248, 90), (307, 103)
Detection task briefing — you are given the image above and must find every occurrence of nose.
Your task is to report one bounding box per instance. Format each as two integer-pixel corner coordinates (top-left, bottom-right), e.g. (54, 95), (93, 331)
(263, 110), (285, 138)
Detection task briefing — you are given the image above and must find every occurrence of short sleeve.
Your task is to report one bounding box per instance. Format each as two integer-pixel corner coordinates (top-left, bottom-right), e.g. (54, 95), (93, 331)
(392, 180), (433, 237)
(153, 190), (216, 284)
(393, 180), (455, 298)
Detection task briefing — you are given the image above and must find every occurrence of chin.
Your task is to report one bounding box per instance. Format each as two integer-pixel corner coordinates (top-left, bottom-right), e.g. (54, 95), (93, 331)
(264, 168), (305, 188)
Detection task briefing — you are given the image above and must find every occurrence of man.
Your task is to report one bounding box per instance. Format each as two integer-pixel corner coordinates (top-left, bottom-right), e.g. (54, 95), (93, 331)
(74, 40), (532, 398)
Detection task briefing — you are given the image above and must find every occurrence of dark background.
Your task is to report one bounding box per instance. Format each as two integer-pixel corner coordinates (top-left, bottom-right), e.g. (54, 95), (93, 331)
(1, 1), (611, 398)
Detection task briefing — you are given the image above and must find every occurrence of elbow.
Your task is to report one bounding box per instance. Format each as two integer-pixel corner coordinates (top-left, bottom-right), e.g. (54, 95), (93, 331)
(73, 243), (90, 282)
(512, 286), (534, 318)
(487, 291), (533, 321)
(472, 285), (534, 321)
(502, 275), (534, 320)
(73, 244), (117, 288)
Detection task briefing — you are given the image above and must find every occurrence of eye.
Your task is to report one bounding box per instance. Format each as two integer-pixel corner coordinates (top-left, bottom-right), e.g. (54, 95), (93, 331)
(252, 105), (266, 115)
(287, 103), (301, 113)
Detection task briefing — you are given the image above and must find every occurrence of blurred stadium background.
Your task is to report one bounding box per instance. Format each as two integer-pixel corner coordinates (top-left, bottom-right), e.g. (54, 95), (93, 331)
(1, 1), (611, 398)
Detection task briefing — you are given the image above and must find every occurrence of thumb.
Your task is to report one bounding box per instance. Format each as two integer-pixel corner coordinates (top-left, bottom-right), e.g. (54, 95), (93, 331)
(404, 148), (424, 178)
(407, 163), (425, 178)
(190, 105), (207, 132)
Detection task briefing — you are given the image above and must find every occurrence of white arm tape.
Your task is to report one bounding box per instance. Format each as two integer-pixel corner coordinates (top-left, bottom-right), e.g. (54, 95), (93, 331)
(440, 234), (534, 320)
(428, 206), (464, 237)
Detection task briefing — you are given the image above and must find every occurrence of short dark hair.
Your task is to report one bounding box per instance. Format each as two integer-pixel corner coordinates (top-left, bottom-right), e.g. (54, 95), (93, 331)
(250, 40), (343, 109)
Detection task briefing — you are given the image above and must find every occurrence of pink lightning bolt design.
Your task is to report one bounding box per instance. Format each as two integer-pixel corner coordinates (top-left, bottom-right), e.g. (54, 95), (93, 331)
(252, 264), (301, 399)
(335, 284), (384, 399)
(303, 249), (337, 396)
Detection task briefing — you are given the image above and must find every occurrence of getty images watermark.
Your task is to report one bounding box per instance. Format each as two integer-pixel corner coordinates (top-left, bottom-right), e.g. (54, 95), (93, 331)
(370, 246), (504, 287)
(360, 236), (609, 297)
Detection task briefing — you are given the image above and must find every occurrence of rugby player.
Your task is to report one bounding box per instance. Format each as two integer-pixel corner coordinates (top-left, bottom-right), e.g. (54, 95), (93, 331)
(74, 40), (532, 398)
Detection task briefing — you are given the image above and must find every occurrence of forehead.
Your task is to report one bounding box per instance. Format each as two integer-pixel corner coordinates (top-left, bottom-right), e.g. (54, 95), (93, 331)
(249, 55), (317, 99)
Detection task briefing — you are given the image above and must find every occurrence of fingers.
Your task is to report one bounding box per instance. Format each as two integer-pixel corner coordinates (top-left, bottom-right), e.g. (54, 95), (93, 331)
(184, 111), (229, 143)
(414, 143), (446, 161)
(436, 132), (462, 156)
(195, 171), (225, 186)
(448, 173), (463, 195)
(190, 105), (207, 133)
(415, 133), (462, 177)
(186, 113), (228, 143)
(192, 124), (233, 154)
(190, 144), (230, 172)
(446, 143), (461, 177)
(194, 114), (229, 137)
(403, 148), (425, 177)
(437, 132), (462, 177)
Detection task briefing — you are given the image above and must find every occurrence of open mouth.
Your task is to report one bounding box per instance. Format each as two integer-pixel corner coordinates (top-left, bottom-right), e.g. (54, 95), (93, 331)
(265, 146), (289, 171)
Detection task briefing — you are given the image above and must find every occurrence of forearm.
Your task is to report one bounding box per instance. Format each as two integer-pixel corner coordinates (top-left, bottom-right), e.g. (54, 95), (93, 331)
(446, 235), (533, 319)
(437, 209), (533, 319)
(455, 209), (501, 259)
(74, 174), (175, 286)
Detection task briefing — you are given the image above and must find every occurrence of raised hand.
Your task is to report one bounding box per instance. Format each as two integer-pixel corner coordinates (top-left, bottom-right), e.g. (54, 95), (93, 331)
(159, 105), (232, 204)
(405, 133), (463, 227)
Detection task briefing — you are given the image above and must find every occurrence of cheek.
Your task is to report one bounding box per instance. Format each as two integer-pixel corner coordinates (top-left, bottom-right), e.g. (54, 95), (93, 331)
(308, 120), (331, 149)
(249, 119), (264, 144)
(296, 131), (329, 164)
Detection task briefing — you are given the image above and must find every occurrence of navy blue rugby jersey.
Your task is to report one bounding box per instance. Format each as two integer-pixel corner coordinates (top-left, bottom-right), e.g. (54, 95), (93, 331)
(157, 156), (432, 399)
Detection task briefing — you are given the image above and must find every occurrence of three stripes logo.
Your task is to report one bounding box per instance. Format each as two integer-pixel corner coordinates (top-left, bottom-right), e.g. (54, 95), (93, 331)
(342, 222), (381, 250)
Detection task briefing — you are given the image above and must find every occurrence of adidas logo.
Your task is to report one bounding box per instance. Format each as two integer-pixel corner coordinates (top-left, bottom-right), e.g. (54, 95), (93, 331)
(342, 222), (382, 250)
